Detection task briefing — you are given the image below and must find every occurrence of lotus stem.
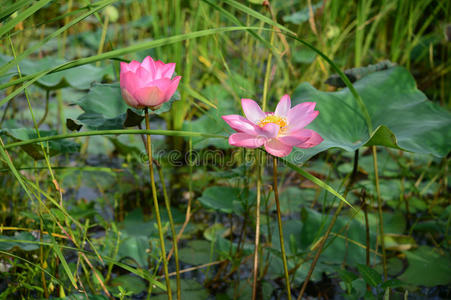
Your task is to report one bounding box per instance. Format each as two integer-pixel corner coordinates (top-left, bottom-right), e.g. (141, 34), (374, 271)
(372, 146), (387, 279)
(252, 151), (262, 300)
(156, 165), (181, 300)
(362, 190), (371, 291)
(254, 13), (275, 298)
(272, 156), (292, 300)
(144, 108), (172, 300)
(37, 90), (50, 127)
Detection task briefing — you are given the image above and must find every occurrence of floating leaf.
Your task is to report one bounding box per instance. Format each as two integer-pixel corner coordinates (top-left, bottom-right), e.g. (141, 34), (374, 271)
(226, 280), (273, 300)
(399, 246), (451, 287)
(178, 240), (216, 266)
(117, 235), (150, 268)
(198, 186), (255, 214)
(198, 186), (236, 213)
(110, 275), (146, 295)
(151, 279), (209, 300)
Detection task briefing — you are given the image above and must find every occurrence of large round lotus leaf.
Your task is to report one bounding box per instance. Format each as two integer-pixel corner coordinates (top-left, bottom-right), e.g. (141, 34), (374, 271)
(286, 67), (451, 164)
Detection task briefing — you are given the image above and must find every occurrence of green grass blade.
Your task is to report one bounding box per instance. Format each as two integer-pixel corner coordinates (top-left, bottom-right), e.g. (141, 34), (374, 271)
(0, 0), (52, 39)
(3, 129), (226, 150)
(280, 157), (355, 210)
(0, 26), (261, 106)
(0, 140), (34, 200)
(0, 238), (166, 290)
(222, 0), (295, 35)
(0, 0), (118, 75)
(201, 0), (275, 51)
(184, 85), (218, 109)
(100, 258), (166, 291)
(0, 250), (64, 285)
(52, 243), (78, 289)
(0, 0), (31, 21)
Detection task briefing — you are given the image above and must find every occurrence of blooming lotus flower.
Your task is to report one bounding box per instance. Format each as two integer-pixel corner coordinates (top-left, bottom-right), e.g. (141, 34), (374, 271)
(222, 95), (323, 157)
(120, 56), (181, 110)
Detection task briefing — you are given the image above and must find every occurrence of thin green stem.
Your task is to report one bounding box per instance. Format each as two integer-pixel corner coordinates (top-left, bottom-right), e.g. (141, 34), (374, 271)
(10, 35), (72, 217)
(157, 165), (181, 300)
(297, 201), (343, 300)
(105, 224), (121, 284)
(36, 162), (49, 298)
(362, 191), (371, 292)
(0, 0), (117, 75)
(372, 146), (387, 279)
(253, 13), (277, 297)
(261, 30), (275, 111)
(37, 90), (50, 127)
(272, 156), (291, 300)
(4, 129), (225, 150)
(0, 26), (262, 93)
(59, 0), (73, 59)
(96, 13), (109, 67)
(144, 108), (172, 300)
(252, 151), (262, 300)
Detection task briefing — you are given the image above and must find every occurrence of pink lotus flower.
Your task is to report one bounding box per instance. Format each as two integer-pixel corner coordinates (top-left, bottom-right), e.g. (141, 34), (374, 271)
(120, 56), (181, 110)
(222, 95), (323, 157)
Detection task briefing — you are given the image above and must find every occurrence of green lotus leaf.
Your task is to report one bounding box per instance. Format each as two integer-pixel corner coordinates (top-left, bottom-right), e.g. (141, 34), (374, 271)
(68, 83), (180, 130)
(286, 67), (451, 164)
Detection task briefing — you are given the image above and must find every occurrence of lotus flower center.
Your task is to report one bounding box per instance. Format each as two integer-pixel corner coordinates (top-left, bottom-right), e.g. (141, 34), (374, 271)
(257, 114), (287, 128)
